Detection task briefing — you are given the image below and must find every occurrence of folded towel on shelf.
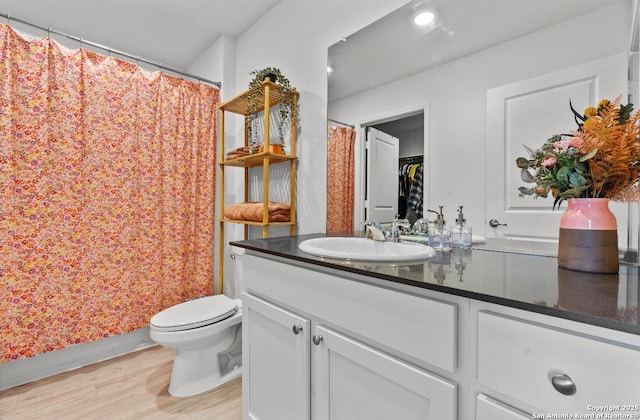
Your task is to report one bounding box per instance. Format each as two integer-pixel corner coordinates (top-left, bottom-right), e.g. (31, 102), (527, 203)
(224, 201), (290, 222)
(225, 146), (251, 160)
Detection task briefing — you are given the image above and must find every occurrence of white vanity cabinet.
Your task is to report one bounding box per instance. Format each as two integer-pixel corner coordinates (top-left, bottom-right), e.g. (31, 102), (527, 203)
(240, 253), (458, 420)
(238, 248), (640, 420)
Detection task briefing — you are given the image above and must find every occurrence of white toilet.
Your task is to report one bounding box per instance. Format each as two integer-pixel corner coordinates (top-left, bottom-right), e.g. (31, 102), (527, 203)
(150, 294), (242, 397)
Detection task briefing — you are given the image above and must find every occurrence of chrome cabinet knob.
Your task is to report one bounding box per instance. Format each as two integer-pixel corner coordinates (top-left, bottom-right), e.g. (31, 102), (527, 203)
(312, 335), (324, 345)
(292, 325), (303, 335)
(551, 373), (577, 396)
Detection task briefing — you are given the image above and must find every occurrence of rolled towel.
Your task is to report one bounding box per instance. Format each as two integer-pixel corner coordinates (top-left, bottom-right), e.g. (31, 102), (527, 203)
(224, 202), (290, 222)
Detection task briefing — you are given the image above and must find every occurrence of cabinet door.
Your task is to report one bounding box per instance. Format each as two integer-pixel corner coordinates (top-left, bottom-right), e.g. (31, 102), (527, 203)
(313, 326), (457, 420)
(242, 293), (311, 420)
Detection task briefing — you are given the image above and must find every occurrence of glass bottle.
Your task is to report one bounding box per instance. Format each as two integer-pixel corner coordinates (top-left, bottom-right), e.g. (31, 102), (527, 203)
(452, 206), (472, 248)
(428, 206), (452, 252)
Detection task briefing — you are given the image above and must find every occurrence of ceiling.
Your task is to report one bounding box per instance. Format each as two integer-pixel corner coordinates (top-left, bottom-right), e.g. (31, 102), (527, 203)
(328, 0), (622, 102)
(0, 0), (281, 71)
(0, 0), (626, 97)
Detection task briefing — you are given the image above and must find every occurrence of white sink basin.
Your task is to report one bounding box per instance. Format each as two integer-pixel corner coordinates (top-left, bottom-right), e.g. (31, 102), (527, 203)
(298, 237), (436, 262)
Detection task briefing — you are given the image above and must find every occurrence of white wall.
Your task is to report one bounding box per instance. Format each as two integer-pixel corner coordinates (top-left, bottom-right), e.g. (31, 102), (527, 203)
(188, 34), (236, 101)
(329, 1), (631, 237)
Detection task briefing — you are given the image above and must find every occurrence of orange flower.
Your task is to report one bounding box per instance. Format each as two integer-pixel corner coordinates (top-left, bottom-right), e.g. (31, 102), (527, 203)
(583, 107), (597, 118)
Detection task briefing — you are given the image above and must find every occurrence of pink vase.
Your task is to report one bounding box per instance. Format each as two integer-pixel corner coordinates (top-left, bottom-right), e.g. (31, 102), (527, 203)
(557, 198), (619, 273)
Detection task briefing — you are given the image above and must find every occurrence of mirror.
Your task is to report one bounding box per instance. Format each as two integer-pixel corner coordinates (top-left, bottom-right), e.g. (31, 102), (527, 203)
(328, 0), (638, 238)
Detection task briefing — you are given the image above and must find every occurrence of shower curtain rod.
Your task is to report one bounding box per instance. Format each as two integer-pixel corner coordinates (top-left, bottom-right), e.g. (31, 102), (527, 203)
(0, 12), (221, 88)
(328, 118), (355, 128)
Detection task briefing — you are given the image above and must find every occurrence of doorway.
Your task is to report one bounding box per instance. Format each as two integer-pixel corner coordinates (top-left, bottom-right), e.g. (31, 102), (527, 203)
(355, 110), (425, 228)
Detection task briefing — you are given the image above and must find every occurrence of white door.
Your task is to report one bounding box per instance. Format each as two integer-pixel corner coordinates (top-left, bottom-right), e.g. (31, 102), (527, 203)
(366, 127), (399, 223)
(313, 325), (457, 420)
(486, 53), (629, 242)
(242, 293), (311, 420)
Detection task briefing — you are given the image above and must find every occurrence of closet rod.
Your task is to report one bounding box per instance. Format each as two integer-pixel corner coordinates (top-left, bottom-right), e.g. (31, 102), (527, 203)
(328, 118), (355, 128)
(0, 12), (221, 88)
(399, 154), (424, 164)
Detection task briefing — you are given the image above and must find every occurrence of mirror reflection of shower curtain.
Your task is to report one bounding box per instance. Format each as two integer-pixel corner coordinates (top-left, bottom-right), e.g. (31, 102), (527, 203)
(327, 126), (356, 233)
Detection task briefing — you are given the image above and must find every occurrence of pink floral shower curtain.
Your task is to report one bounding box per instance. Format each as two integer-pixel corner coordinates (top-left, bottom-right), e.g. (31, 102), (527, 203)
(327, 125), (355, 234)
(0, 24), (218, 362)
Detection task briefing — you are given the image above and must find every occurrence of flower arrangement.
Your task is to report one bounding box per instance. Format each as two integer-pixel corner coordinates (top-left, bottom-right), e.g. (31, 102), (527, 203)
(516, 96), (640, 208)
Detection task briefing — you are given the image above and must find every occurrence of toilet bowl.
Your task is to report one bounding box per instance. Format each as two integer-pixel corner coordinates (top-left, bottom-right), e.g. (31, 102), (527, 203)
(150, 294), (242, 397)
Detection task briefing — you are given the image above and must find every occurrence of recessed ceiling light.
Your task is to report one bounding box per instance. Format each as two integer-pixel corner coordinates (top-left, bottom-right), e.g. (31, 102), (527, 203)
(414, 11), (436, 26)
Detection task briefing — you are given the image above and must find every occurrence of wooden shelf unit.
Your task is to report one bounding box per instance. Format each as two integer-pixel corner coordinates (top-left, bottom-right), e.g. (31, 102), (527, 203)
(217, 80), (298, 292)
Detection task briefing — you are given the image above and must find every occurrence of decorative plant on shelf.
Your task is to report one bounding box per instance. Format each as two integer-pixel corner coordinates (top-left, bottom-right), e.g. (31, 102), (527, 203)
(516, 96), (640, 209)
(245, 67), (297, 153)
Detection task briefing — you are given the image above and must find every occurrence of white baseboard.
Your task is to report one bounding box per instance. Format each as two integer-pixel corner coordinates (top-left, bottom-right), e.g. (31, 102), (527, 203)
(0, 327), (156, 391)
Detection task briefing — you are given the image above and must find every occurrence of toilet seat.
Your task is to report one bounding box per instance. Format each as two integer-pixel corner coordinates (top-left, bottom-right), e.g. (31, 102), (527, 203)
(151, 295), (238, 332)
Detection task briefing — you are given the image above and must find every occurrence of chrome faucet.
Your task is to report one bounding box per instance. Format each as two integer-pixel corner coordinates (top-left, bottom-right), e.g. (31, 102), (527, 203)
(364, 216), (411, 242)
(389, 217), (411, 242)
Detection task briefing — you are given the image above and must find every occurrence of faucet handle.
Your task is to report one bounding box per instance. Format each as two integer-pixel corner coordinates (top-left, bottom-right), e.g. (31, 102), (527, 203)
(363, 220), (382, 229)
(388, 216), (411, 242)
(397, 218), (411, 230)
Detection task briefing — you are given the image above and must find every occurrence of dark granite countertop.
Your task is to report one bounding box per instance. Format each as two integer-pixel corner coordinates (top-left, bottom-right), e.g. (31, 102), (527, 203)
(230, 233), (640, 336)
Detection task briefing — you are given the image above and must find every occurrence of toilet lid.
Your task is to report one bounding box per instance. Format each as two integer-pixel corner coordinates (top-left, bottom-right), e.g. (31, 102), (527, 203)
(150, 295), (238, 332)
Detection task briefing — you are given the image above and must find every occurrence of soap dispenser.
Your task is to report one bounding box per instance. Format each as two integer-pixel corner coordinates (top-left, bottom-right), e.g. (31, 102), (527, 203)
(452, 206), (472, 247)
(428, 206), (452, 251)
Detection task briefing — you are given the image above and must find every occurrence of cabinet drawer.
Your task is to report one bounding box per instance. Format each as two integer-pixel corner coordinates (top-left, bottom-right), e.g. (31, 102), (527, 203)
(476, 394), (530, 420)
(477, 311), (640, 412)
(242, 254), (457, 372)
